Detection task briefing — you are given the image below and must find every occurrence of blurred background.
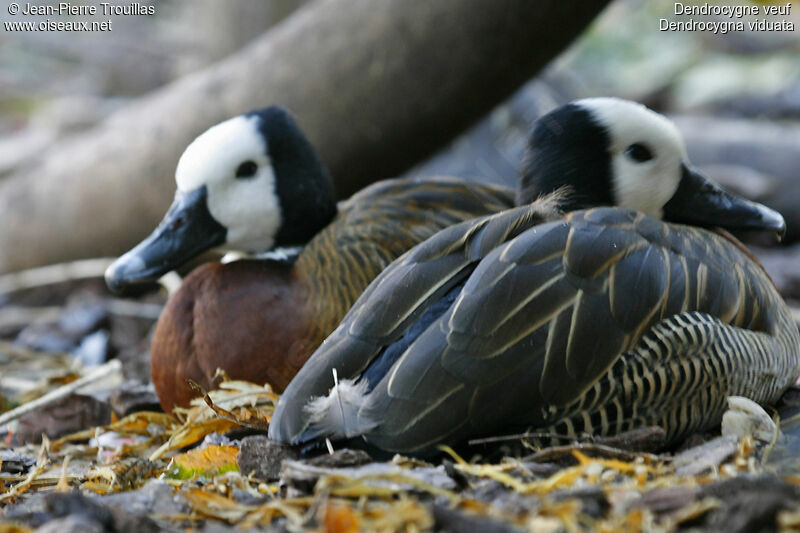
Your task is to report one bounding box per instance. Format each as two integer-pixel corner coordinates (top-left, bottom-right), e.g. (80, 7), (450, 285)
(0, 0), (798, 425)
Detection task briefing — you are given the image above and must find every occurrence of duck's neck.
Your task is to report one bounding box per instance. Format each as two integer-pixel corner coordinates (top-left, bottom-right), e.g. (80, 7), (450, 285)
(273, 175), (338, 248)
(259, 112), (338, 247)
(517, 105), (613, 208)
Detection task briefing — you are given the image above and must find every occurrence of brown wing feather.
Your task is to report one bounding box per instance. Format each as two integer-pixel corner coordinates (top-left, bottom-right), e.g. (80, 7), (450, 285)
(295, 176), (516, 343)
(270, 199), (561, 442)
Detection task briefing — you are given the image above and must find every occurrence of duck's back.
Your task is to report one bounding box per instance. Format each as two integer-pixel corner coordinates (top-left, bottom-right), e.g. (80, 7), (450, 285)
(297, 176), (516, 339)
(151, 176), (515, 411)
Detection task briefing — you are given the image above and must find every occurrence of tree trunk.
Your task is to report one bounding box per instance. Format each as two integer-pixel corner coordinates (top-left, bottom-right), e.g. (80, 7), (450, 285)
(0, 0), (609, 273)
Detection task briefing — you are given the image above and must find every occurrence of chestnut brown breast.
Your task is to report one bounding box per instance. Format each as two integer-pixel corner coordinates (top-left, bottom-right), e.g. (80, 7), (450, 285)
(151, 260), (314, 412)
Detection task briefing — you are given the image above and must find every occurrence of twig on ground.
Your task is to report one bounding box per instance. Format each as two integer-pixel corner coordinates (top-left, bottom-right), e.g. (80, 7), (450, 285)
(0, 258), (114, 294)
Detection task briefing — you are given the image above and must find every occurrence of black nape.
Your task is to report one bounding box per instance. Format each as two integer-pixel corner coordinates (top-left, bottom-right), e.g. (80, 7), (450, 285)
(248, 107), (338, 247)
(518, 103), (614, 210)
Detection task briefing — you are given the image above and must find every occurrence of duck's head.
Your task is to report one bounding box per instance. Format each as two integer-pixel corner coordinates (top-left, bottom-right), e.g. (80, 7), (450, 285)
(519, 97), (785, 237)
(105, 107), (337, 294)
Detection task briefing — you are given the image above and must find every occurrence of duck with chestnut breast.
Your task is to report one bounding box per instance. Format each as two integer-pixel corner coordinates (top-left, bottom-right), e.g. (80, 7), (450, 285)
(270, 98), (798, 453)
(105, 107), (515, 412)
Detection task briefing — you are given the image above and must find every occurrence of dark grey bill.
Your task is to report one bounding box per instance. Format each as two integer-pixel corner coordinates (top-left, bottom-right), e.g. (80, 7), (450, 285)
(663, 165), (786, 239)
(105, 186), (227, 294)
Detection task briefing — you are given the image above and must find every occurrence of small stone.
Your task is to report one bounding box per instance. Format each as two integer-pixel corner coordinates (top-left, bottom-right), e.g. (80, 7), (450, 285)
(109, 381), (161, 416)
(17, 393), (111, 444)
(100, 479), (187, 517)
(237, 435), (298, 481)
(0, 450), (35, 474)
(45, 491), (114, 528)
(307, 448), (372, 468)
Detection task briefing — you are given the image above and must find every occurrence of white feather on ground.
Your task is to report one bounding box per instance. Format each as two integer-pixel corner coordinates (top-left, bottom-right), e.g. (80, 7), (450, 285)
(304, 377), (378, 439)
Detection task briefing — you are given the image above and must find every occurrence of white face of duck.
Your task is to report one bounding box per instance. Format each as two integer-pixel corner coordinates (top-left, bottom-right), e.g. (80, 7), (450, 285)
(519, 97), (785, 238)
(576, 98), (687, 219)
(105, 107), (338, 294)
(176, 115), (281, 252)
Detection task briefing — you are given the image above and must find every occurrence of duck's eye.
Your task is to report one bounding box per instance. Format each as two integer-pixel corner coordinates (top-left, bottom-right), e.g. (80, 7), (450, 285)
(625, 143), (654, 163)
(235, 160), (258, 179)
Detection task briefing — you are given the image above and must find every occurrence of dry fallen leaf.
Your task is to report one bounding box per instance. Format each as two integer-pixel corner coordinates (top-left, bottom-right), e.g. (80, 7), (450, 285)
(323, 503), (360, 533)
(167, 444), (239, 480)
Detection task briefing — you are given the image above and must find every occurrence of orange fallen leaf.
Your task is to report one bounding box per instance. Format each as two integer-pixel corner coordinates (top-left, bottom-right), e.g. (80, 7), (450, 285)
(324, 504), (360, 533)
(168, 445), (239, 479)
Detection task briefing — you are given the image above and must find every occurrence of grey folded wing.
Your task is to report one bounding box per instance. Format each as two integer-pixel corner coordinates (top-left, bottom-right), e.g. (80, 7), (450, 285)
(269, 201), (560, 443)
(272, 206), (778, 452)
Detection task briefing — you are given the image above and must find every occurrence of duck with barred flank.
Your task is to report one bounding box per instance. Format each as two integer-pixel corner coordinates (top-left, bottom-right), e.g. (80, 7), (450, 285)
(270, 98), (799, 453)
